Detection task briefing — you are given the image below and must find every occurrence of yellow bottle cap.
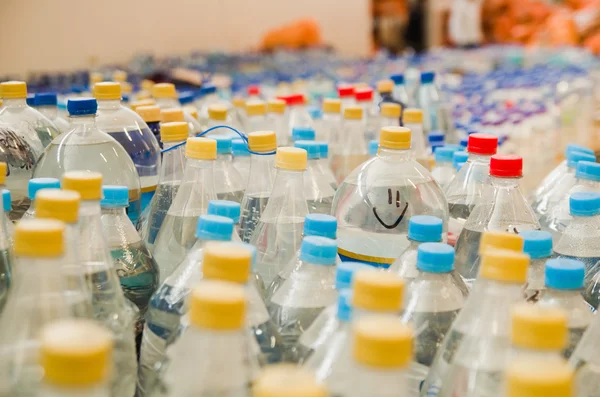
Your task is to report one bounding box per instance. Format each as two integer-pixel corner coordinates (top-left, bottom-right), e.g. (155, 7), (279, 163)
(130, 99), (156, 112)
(112, 70), (127, 83)
(248, 131), (277, 152)
(208, 105), (228, 121)
(267, 99), (286, 114)
(353, 315), (413, 368)
(202, 243), (252, 284)
(344, 106), (363, 120)
(381, 102), (402, 118)
(35, 189), (81, 224)
(0, 162), (6, 185)
(479, 231), (524, 253)
(353, 270), (404, 311)
(185, 137), (217, 160)
(89, 72), (103, 85)
(93, 82), (121, 101)
(232, 96), (246, 108)
(511, 303), (568, 350)
(15, 218), (64, 257)
(152, 83), (176, 99)
(275, 147), (307, 171)
(1, 81), (27, 99)
(62, 171), (103, 201)
(136, 105), (161, 123)
(41, 319), (113, 387)
(161, 108), (185, 123)
(246, 101), (267, 116)
(323, 98), (342, 114)
(480, 248), (530, 283)
(121, 81), (133, 95)
(141, 79), (155, 92)
(506, 360), (573, 397)
(403, 108), (423, 124)
(380, 126), (411, 150)
(161, 122), (189, 143)
(377, 79), (394, 93)
(189, 280), (246, 330)
(253, 364), (328, 397)
(135, 92), (152, 101)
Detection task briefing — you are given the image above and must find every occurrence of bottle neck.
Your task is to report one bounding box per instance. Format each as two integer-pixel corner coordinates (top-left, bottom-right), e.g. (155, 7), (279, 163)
(39, 105), (58, 119)
(491, 176), (521, 188)
(378, 147), (412, 161)
(100, 206), (128, 216)
(3, 98), (27, 108)
(96, 99), (121, 110)
(67, 114), (97, 126)
(216, 153), (233, 165)
(159, 141), (187, 184)
(467, 153), (493, 164)
(273, 168), (305, 192)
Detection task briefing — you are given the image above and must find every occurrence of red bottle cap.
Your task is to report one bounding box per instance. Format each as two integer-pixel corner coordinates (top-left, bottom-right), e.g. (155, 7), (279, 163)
(337, 84), (354, 98)
(467, 133), (498, 155)
(247, 85), (260, 96)
(490, 154), (523, 178)
(277, 94), (304, 106)
(355, 88), (373, 101)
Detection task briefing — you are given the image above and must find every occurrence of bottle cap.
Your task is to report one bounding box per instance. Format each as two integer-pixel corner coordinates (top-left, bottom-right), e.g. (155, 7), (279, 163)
(353, 316), (413, 368)
(15, 218), (64, 257)
(317, 142), (329, 159)
(294, 140), (319, 160)
(520, 231), (552, 259)
(490, 154), (523, 178)
(253, 364), (328, 397)
(337, 290), (353, 321)
(208, 200), (241, 223)
(0, 81), (27, 99)
(421, 71), (435, 83)
(379, 126), (411, 150)
(62, 171), (102, 201)
(208, 105), (228, 121)
(26, 94), (35, 106)
(247, 85), (260, 96)
(152, 83), (176, 99)
(570, 191), (600, 216)
(112, 70), (127, 82)
(576, 161), (600, 181)
(136, 105), (161, 123)
(408, 215), (443, 242)
(355, 88), (373, 102)
(100, 185), (128, 208)
(34, 92), (58, 107)
(506, 360), (573, 397)
(389, 73), (404, 84)
(479, 231), (524, 253)
(228, 242), (257, 270)
(480, 248), (529, 283)
(377, 80), (394, 93)
(161, 108), (185, 123)
(140, 79), (154, 92)
(246, 101), (267, 116)
(232, 97), (245, 108)
(67, 98), (97, 116)
(511, 303), (567, 350)
(545, 258), (585, 290)
(276, 147), (307, 171)
(202, 242), (252, 283)
(368, 140), (379, 156)
(381, 102), (401, 118)
(200, 84), (217, 95)
(160, 121), (189, 142)
(299, 236), (338, 266)
(453, 151), (469, 168)
(429, 131), (444, 143)
(292, 127), (316, 142)
(417, 243), (454, 273)
(336, 262), (370, 290)
(2, 190), (10, 212)
(337, 84), (354, 98)
(35, 189), (80, 224)
(304, 214), (337, 239)
(566, 151), (596, 168)
(566, 143), (594, 156)
(353, 270), (404, 311)
(343, 106), (363, 120)
(185, 137), (217, 160)
(213, 135), (233, 154)
(0, 162), (6, 185)
(131, 98), (155, 110)
(279, 94), (304, 106)
(28, 178), (61, 200)
(189, 280), (246, 330)
(267, 99), (286, 114)
(322, 98), (341, 113)
(403, 108), (423, 124)
(41, 319), (113, 387)
(93, 82), (121, 101)
(232, 139), (250, 156)
(248, 131), (277, 152)
(195, 214), (234, 241)
(178, 91), (195, 105)
(308, 107), (322, 120)
(467, 133), (498, 155)
(435, 147), (456, 163)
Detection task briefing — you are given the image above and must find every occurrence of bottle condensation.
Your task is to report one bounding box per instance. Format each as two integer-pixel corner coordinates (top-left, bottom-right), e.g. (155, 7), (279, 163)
(211, 135), (245, 203)
(520, 230), (553, 302)
(294, 140), (335, 214)
(20, 177), (60, 219)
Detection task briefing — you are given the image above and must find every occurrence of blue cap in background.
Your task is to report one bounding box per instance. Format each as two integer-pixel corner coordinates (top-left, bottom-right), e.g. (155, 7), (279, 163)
(195, 214), (234, 241)
(520, 230), (552, 259)
(576, 161), (600, 182)
(566, 144), (595, 157)
(67, 98), (97, 116)
(428, 131), (445, 144)
(416, 242), (455, 273)
(545, 258), (585, 290)
(178, 91), (196, 105)
(368, 140), (379, 156)
(316, 142), (328, 159)
(2, 190), (11, 212)
(208, 200), (241, 223)
(456, 162), (466, 171)
(435, 147), (456, 163)
(100, 185), (129, 208)
(408, 215), (443, 242)
(460, 138), (468, 148)
(200, 84), (217, 95)
(337, 289), (352, 322)
(567, 151), (596, 168)
(570, 192), (600, 217)
(300, 236), (338, 265)
(292, 127), (316, 142)
(308, 107), (323, 120)
(34, 92), (58, 107)
(232, 139), (250, 157)
(336, 261), (370, 290)
(421, 71), (435, 84)
(389, 73), (404, 85)
(294, 140), (320, 160)
(28, 178), (60, 200)
(212, 135), (233, 154)
(304, 213), (337, 239)
(453, 151), (469, 170)
(26, 94), (35, 106)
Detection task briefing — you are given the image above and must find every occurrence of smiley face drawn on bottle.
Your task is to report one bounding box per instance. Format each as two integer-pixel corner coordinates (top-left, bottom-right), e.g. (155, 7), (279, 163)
(372, 188), (409, 230)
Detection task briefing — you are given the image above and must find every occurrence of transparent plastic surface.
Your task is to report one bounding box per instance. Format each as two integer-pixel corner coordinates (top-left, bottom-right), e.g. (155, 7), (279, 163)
(317, 157), (338, 191)
(321, 113), (341, 155)
(554, 213), (600, 282)
(569, 313), (600, 397)
(330, 118), (368, 183)
(155, 97), (202, 136)
(0, 204), (13, 313)
(267, 113), (288, 147)
(531, 160), (568, 205)
(37, 105), (70, 133)
(533, 167), (577, 223)
(431, 163), (455, 191)
(296, 304), (339, 362)
(304, 158), (335, 214)
(404, 121), (429, 169)
(417, 82), (441, 133)
(345, 364), (410, 397)
(287, 104), (313, 142)
(523, 257), (550, 302)
(239, 154), (275, 243)
(233, 156), (251, 184)
(214, 152), (245, 204)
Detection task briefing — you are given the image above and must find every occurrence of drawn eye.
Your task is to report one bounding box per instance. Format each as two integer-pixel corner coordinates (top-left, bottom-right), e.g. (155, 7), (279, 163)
(387, 188), (402, 208)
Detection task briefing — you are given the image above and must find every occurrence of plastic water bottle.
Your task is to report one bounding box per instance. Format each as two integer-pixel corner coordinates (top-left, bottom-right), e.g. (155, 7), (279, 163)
(152, 137), (217, 282)
(251, 147), (308, 285)
(292, 126), (316, 142)
(331, 106), (368, 183)
(316, 142), (337, 190)
(136, 105), (162, 147)
(376, 79), (398, 105)
(239, 131), (277, 243)
(333, 126), (448, 267)
(506, 359), (573, 397)
(140, 122), (188, 251)
(93, 82), (161, 217)
(152, 83), (201, 135)
(431, 147), (457, 190)
(20, 177), (60, 219)
(569, 301), (600, 396)
(294, 140), (335, 214)
(212, 135), (245, 203)
(284, 94), (313, 141)
(0, 170), (12, 312)
(32, 98), (142, 225)
(1, 189), (13, 241)
(32, 92), (70, 133)
(245, 101), (268, 133)
(207, 200), (242, 242)
(368, 140), (378, 158)
(178, 91), (199, 121)
(337, 84), (355, 109)
(452, 150), (469, 172)
(417, 71), (441, 132)
(446, 133), (498, 246)
(232, 138), (251, 182)
(454, 154), (540, 287)
(390, 73), (411, 107)
(321, 99), (342, 151)
(266, 99), (288, 146)
(402, 108), (429, 169)
(355, 88), (379, 141)
(520, 230), (553, 302)
(379, 102), (401, 134)
(253, 364), (327, 397)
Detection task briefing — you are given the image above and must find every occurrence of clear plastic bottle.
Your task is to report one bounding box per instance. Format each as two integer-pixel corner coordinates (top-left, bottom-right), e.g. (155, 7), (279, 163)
(152, 137), (217, 282)
(506, 359), (574, 397)
(266, 99), (288, 146)
(403, 108), (429, 169)
(284, 94), (313, 144)
(521, 230), (553, 302)
(245, 101), (268, 133)
(152, 83), (201, 136)
(141, 122), (188, 251)
(253, 364), (327, 397)
(32, 98), (142, 226)
(321, 99), (342, 154)
(431, 147), (457, 190)
(251, 147), (308, 284)
(211, 135), (245, 203)
(32, 92), (70, 133)
(208, 200), (242, 242)
(379, 102), (401, 135)
(0, 168), (12, 312)
(417, 71), (441, 133)
(569, 297), (600, 396)
(20, 177), (60, 219)
(1, 189), (14, 241)
(390, 73), (411, 107)
(337, 84), (355, 110)
(331, 106), (368, 183)
(420, 248), (529, 397)
(315, 142), (337, 190)
(231, 96), (247, 131)
(445, 133), (498, 246)
(205, 105), (234, 138)
(355, 88), (380, 142)
(196, 84), (227, 129)
(239, 131), (277, 243)
(454, 154), (540, 287)
(232, 138), (251, 182)
(292, 126), (316, 143)
(294, 140), (335, 214)
(452, 150), (469, 172)
(538, 258), (592, 359)
(136, 105), (162, 148)
(333, 126), (448, 267)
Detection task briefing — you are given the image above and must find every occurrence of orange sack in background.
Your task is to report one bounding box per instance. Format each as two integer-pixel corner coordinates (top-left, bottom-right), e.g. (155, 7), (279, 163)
(261, 18), (322, 50)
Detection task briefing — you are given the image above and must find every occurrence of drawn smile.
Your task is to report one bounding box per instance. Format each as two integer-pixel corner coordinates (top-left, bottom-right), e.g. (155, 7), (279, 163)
(372, 188), (409, 229)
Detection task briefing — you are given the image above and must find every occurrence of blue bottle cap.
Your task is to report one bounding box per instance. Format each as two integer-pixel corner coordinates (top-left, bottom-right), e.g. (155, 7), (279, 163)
(26, 94), (35, 107)
(100, 185), (129, 208)
(316, 142), (328, 159)
(435, 147), (456, 163)
(452, 151), (469, 169)
(576, 161), (600, 182)
(304, 214), (337, 239)
(212, 135), (233, 154)
(299, 236), (338, 265)
(389, 73), (404, 85)
(428, 132), (444, 144)
(208, 200), (241, 223)
(570, 192), (600, 216)
(67, 98), (97, 116)
(178, 91), (196, 105)
(308, 107), (323, 120)
(545, 258), (585, 290)
(2, 190), (11, 212)
(335, 261), (370, 290)
(292, 127), (316, 142)
(421, 71), (435, 84)
(566, 144), (594, 156)
(228, 242), (257, 270)
(566, 151), (596, 168)
(337, 289), (352, 322)
(368, 140), (379, 156)
(28, 177), (61, 200)
(195, 214), (234, 241)
(200, 84), (217, 95)
(456, 161), (466, 171)
(408, 215), (443, 242)
(416, 243), (455, 273)
(34, 92), (58, 107)
(294, 140), (320, 160)
(459, 138), (468, 148)
(232, 139), (250, 157)
(519, 230), (552, 259)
